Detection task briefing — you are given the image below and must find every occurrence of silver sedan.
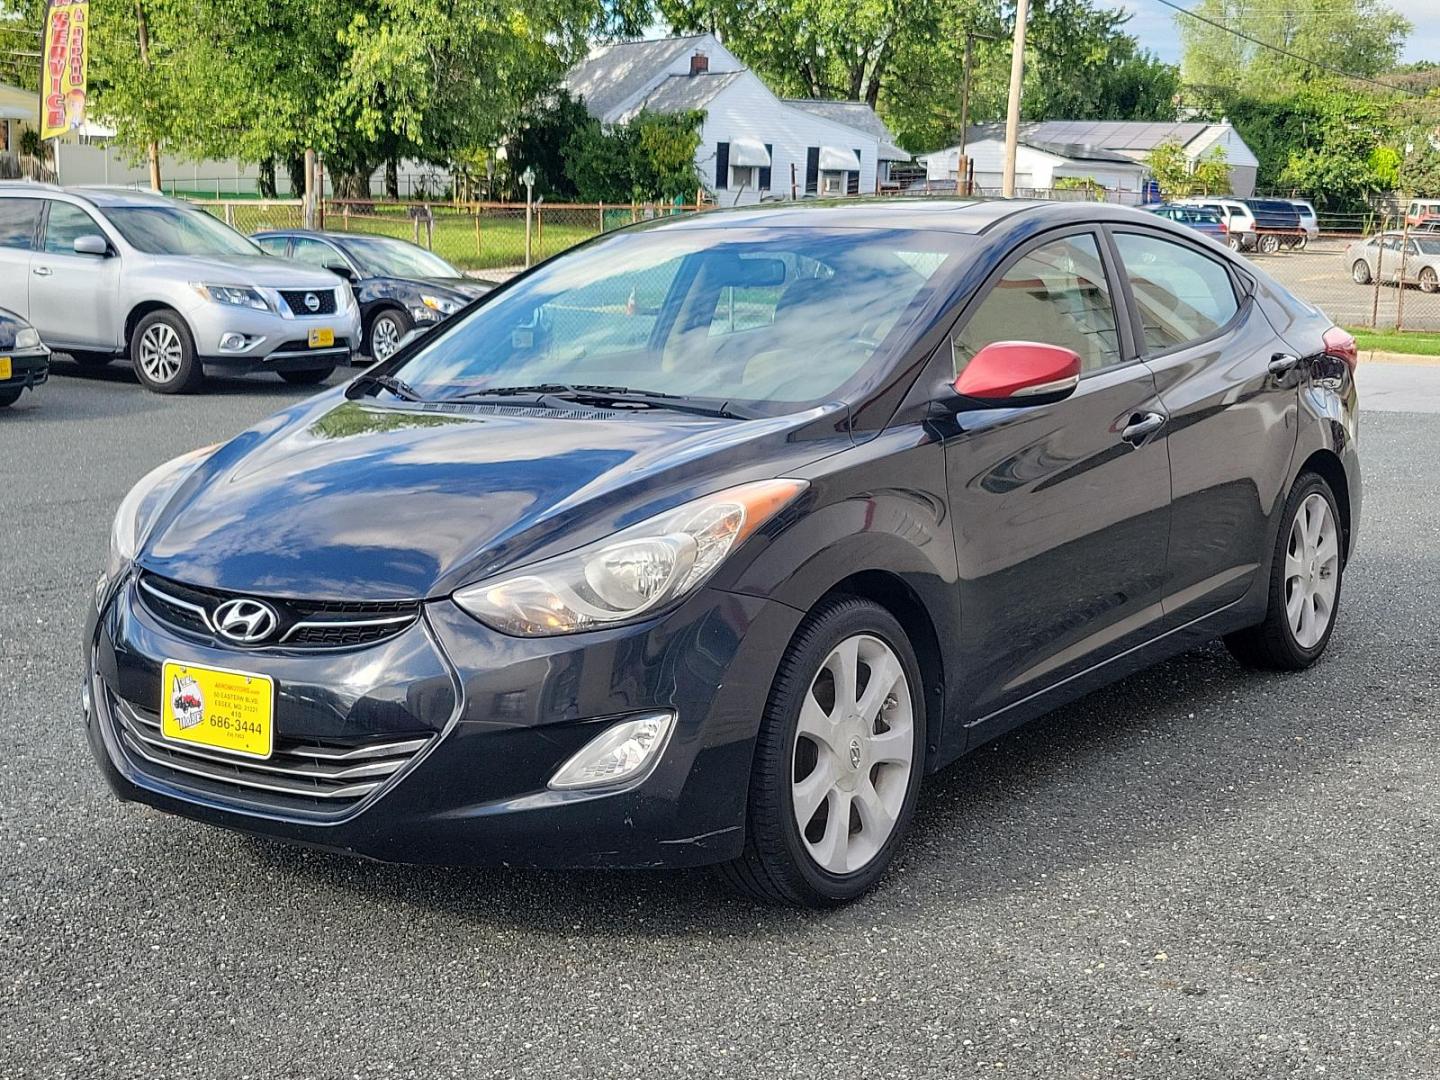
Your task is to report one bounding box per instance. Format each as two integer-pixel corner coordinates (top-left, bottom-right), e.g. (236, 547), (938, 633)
(1345, 231), (1440, 293)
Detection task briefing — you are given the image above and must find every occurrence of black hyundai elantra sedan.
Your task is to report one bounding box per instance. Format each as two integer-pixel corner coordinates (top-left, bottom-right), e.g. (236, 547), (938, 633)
(85, 199), (1360, 906)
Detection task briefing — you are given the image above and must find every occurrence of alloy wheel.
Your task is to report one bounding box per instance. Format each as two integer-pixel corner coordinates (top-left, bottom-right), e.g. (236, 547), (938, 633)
(791, 633), (914, 875)
(372, 315), (403, 360)
(1421, 268), (1438, 294)
(1352, 261), (1371, 284)
(138, 323), (183, 383)
(1285, 492), (1340, 649)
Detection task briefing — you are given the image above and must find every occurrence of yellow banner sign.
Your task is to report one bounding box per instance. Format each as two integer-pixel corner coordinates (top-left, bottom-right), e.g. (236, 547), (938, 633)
(40, 0), (90, 141)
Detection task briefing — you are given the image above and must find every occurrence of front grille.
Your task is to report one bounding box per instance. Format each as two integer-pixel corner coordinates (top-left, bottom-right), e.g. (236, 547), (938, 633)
(108, 690), (430, 813)
(279, 288), (338, 316)
(137, 573), (419, 649)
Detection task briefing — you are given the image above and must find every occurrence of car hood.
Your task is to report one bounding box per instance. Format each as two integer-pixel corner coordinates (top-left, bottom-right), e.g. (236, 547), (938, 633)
(141, 254), (344, 289)
(139, 393), (846, 601)
(378, 276), (492, 300)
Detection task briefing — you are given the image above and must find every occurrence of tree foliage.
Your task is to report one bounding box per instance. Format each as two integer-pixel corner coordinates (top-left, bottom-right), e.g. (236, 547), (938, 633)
(562, 109), (704, 202)
(1178, 0), (1410, 98)
(1144, 140), (1230, 198)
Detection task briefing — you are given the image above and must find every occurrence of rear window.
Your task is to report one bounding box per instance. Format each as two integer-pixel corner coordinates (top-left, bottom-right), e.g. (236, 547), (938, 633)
(0, 198), (40, 250)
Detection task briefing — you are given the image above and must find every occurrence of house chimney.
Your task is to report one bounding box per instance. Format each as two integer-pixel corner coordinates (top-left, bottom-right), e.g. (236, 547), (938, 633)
(690, 51), (709, 76)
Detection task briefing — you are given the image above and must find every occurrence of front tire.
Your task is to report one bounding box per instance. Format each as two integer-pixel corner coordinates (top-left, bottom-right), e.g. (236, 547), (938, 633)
(1420, 267), (1438, 294)
(366, 309), (412, 361)
(131, 310), (204, 394)
(279, 366), (335, 386)
(719, 596), (926, 906)
(1225, 473), (1344, 671)
(1352, 260), (1373, 285)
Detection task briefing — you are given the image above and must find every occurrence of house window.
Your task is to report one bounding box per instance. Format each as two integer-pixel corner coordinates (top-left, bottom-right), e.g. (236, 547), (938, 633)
(730, 165), (758, 190)
(821, 171), (845, 195)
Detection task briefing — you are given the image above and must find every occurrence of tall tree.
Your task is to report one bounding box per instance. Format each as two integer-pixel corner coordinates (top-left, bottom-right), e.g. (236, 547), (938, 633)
(1178, 0), (1411, 98)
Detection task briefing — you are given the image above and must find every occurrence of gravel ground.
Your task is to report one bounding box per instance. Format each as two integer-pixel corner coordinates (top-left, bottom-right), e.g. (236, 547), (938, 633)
(3, 360), (1439, 1079)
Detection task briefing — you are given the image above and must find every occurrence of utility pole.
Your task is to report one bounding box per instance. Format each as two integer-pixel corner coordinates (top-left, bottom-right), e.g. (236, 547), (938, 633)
(1001, 0), (1030, 199)
(303, 148), (317, 229)
(959, 30), (999, 195)
(135, 1), (161, 191)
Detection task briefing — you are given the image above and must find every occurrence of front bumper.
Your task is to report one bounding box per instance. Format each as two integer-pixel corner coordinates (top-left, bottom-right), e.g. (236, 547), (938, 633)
(1, 349), (50, 391)
(85, 575), (802, 868)
(186, 301), (361, 370)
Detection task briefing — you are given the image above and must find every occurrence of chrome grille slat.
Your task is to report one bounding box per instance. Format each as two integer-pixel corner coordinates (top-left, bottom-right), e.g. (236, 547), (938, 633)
(106, 689), (431, 809)
(113, 702), (408, 782)
(118, 729), (384, 800)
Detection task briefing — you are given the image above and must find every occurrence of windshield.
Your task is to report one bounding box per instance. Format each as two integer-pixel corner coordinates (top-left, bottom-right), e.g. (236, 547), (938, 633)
(391, 226), (966, 410)
(106, 207), (261, 257)
(342, 235), (461, 278)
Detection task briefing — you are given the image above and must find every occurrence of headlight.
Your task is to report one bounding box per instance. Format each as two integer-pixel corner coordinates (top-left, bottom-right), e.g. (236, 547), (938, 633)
(453, 478), (808, 636)
(190, 283), (271, 311)
(14, 327), (41, 350)
(420, 294), (460, 316)
(101, 444), (219, 602)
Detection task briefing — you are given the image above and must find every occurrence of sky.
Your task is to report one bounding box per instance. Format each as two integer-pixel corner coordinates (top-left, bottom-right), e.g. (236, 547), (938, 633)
(1114, 0), (1439, 67)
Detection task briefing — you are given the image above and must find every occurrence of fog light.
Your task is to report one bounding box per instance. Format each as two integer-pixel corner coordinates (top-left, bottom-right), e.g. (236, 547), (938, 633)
(218, 333), (250, 352)
(548, 712), (675, 790)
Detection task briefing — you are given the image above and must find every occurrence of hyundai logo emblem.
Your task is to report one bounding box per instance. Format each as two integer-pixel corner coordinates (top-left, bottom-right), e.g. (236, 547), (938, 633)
(303, 292), (321, 312)
(212, 598), (280, 644)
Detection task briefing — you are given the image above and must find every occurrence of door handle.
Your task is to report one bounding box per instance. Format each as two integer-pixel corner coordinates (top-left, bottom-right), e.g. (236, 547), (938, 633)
(31, 265), (52, 277)
(1121, 411), (1166, 445)
(1268, 353), (1300, 376)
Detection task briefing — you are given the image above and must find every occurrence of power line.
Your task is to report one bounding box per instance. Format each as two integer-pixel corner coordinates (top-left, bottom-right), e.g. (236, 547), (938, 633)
(1152, 0), (1422, 96)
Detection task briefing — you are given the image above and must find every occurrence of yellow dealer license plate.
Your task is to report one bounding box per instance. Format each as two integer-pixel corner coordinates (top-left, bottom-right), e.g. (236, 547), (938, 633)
(308, 328), (335, 348)
(0, 357), (10, 380)
(161, 660), (274, 759)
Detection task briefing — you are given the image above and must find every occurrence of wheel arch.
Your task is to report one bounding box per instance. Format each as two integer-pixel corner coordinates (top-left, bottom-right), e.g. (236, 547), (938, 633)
(799, 569), (948, 770)
(124, 301), (189, 348)
(1297, 448), (1352, 561)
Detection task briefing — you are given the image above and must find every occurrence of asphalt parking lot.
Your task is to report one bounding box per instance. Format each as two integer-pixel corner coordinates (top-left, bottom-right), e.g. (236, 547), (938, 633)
(3, 358), (1439, 1078)
(1257, 238), (1440, 332)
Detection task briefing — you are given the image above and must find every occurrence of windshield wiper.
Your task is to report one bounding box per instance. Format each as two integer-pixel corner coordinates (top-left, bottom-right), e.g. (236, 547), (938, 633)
(449, 384), (749, 419)
(347, 372), (424, 402)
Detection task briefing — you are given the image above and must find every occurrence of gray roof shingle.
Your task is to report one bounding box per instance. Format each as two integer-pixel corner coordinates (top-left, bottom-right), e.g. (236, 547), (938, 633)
(563, 35), (711, 120)
(636, 71), (744, 116)
(785, 99), (910, 161)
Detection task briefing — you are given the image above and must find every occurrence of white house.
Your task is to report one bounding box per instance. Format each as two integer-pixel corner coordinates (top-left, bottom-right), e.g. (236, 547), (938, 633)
(563, 34), (911, 205)
(920, 120), (1261, 199)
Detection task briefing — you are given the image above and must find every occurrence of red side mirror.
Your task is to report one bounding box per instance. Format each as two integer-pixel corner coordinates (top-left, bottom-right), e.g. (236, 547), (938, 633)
(953, 341), (1083, 407)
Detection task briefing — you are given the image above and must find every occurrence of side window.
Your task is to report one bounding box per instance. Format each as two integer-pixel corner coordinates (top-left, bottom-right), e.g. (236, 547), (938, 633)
(953, 232), (1121, 375)
(0, 198), (40, 251)
(1114, 232), (1239, 353)
(255, 236), (289, 257)
(290, 237), (341, 269)
(43, 202), (104, 254)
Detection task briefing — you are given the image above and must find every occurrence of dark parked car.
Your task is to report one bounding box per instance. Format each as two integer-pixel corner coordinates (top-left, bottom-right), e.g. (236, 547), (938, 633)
(86, 200), (1360, 906)
(1243, 198), (1306, 253)
(253, 230), (494, 361)
(1140, 203), (1228, 241)
(0, 305), (49, 407)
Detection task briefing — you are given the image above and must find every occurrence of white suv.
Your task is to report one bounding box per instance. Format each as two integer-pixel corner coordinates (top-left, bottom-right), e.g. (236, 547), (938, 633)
(1177, 197), (1256, 251)
(0, 184), (361, 393)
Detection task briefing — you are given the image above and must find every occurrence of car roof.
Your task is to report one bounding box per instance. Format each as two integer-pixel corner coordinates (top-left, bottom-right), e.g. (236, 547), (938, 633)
(0, 182), (188, 209)
(636, 198), (1038, 235)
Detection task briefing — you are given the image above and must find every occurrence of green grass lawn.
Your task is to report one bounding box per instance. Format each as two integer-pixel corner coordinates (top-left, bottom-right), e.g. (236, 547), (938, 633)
(1345, 327), (1440, 357)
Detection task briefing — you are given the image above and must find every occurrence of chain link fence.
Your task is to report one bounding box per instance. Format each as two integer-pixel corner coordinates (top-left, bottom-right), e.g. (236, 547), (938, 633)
(192, 198), (704, 273)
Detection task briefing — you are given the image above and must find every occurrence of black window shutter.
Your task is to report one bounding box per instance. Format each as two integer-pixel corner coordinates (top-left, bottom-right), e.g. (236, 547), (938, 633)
(715, 142), (729, 190)
(805, 147), (819, 195)
(847, 148), (861, 194)
(758, 144), (773, 190)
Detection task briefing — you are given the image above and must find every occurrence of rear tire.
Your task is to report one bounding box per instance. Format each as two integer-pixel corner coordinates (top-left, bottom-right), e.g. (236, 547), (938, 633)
(0, 387), (22, 407)
(1258, 234), (1281, 255)
(1352, 260), (1372, 285)
(279, 366), (335, 386)
(131, 310), (204, 394)
(1225, 473), (1344, 671)
(1420, 267), (1438, 294)
(718, 596), (926, 906)
(1227, 235), (1243, 251)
